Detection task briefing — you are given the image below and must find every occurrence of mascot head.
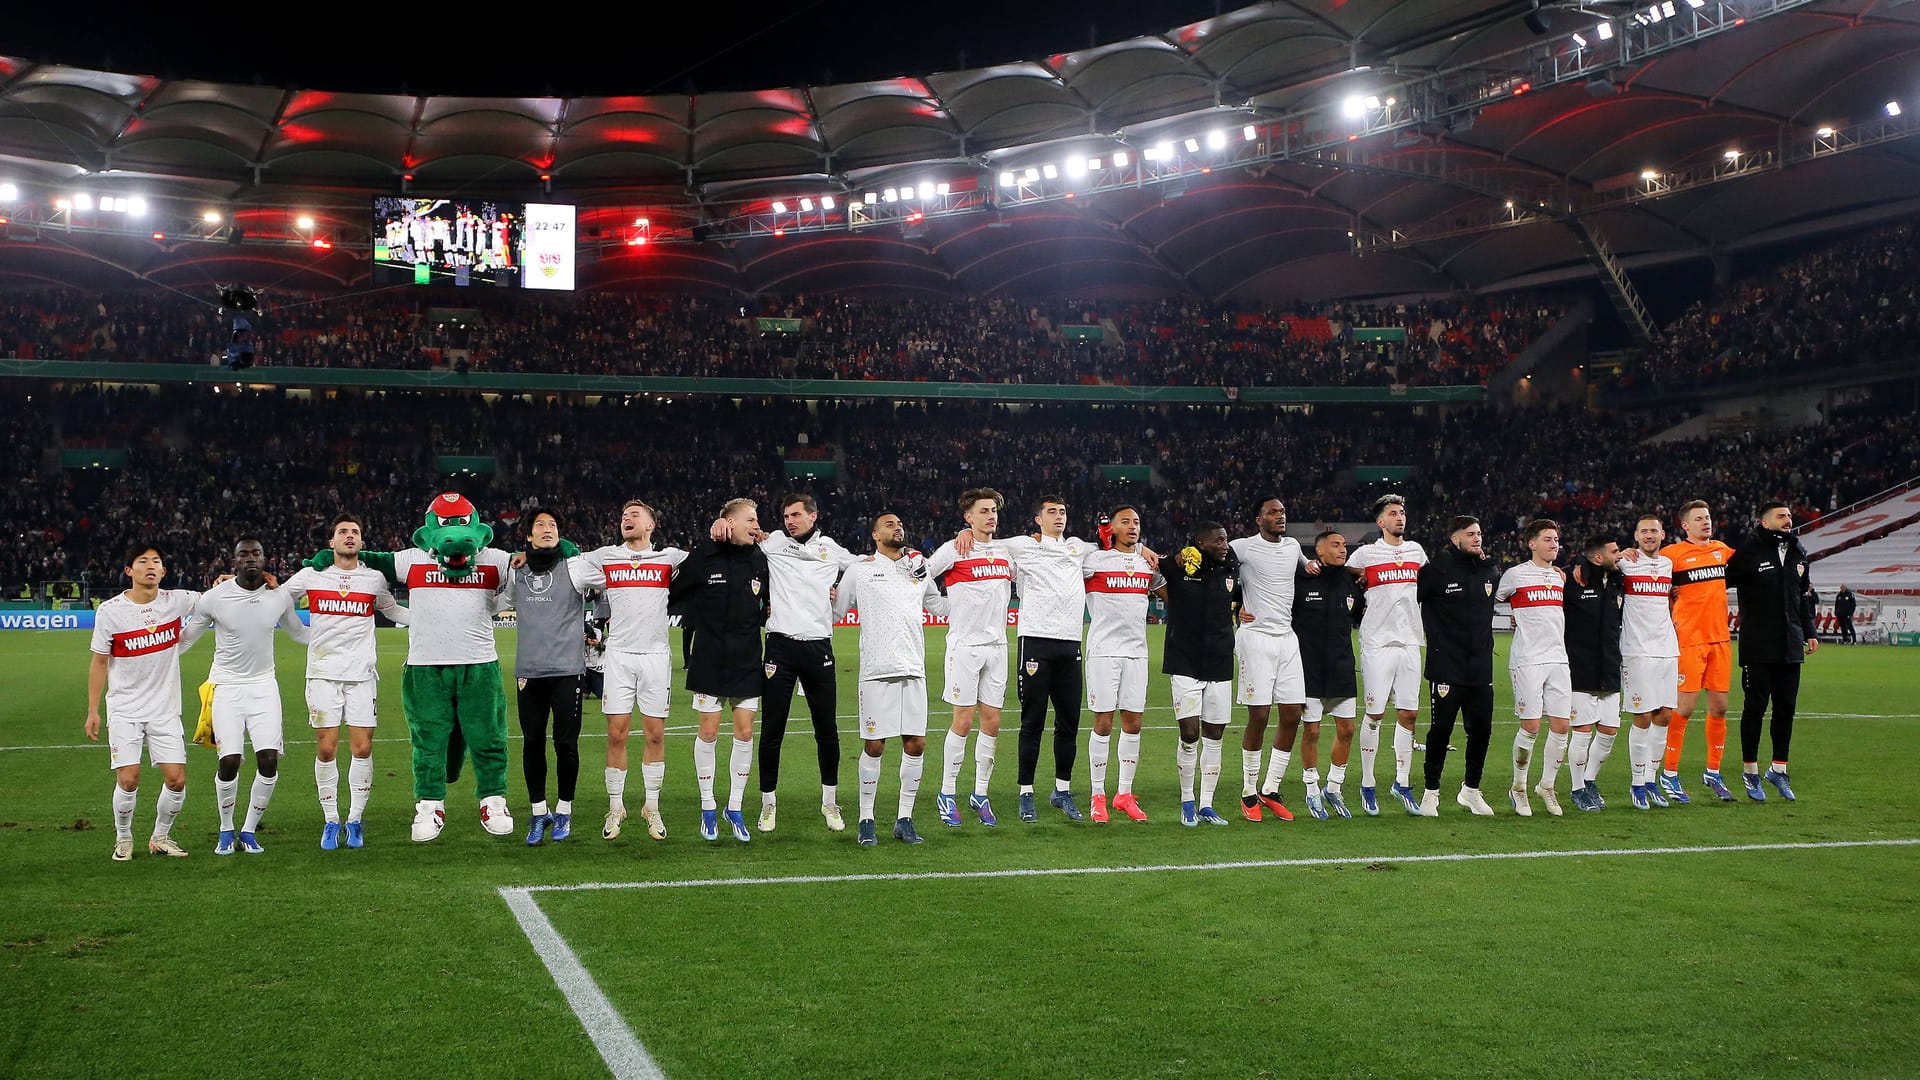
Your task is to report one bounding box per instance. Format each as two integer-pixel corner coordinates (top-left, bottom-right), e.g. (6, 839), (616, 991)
(414, 492), (493, 578)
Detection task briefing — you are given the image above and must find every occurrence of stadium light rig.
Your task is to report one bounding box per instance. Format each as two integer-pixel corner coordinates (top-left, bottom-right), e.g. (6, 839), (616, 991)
(0, 182), (17, 202)
(1888, 101), (1903, 117)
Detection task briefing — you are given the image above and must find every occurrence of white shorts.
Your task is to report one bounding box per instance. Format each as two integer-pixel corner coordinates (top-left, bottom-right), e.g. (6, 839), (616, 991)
(1621, 656), (1680, 715)
(1086, 655), (1148, 714)
(1362, 644), (1423, 714)
(306, 678), (377, 729)
(1511, 663), (1573, 721)
(107, 716), (187, 770)
(943, 643), (1008, 710)
(692, 694), (760, 715)
(211, 681), (285, 755)
(858, 677), (930, 741)
(603, 650), (672, 718)
(1302, 696), (1358, 724)
(1169, 675), (1231, 727)
(1574, 691), (1620, 730)
(1235, 631), (1306, 707)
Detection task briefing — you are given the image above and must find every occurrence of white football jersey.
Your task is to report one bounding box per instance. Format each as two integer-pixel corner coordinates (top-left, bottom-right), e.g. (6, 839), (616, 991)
(575, 545), (688, 656)
(1497, 563), (1569, 668)
(927, 538), (1013, 648)
(1082, 548), (1155, 659)
(186, 579), (309, 685)
(1229, 534), (1306, 637)
(1000, 533), (1092, 642)
(762, 529), (858, 640)
(1347, 539), (1428, 650)
(395, 548), (511, 666)
(90, 589), (200, 724)
(835, 552), (945, 680)
(1619, 553), (1680, 659)
(282, 565), (406, 682)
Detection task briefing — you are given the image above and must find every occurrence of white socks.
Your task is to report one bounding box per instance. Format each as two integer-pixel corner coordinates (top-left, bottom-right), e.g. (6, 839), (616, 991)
(898, 753), (923, 820)
(348, 756), (373, 823)
(316, 759), (340, 823)
(216, 775), (240, 832)
(1262, 748), (1291, 795)
(1587, 729), (1615, 785)
(641, 761), (664, 811)
(858, 751), (883, 821)
(1628, 725), (1653, 785)
(531, 800), (550, 817)
(821, 785), (837, 811)
(1540, 730), (1569, 791)
(1241, 748), (1262, 798)
(1358, 716), (1381, 787)
(1568, 730), (1595, 787)
(112, 785), (137, 840)
(973, 733), (997, 797)
(727, 738), (753, 813)
(941, 729), (966, 796)
(1392, 723), (1415, 787)
(242, 774), (277, 834)
(1302, 765), (1322, 798)
(606, 766), (628, 810)
(153, 784), (185, 839)
(1200, 737), (1224, 809)
(1116, 731), (1140, 796)
(694, 738), (717, 810)
(1327, 762), (1347, 795)
(1176, 739), (1198, 802)
(1512, 729), (1538, 790)
(1089, 733), (1110, 795)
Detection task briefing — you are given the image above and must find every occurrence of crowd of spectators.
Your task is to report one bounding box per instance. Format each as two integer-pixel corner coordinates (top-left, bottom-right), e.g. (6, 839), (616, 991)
(1622, 219), (1920, 392)
(2, 383), (1911, 596)
(0, 288), (1558, 388)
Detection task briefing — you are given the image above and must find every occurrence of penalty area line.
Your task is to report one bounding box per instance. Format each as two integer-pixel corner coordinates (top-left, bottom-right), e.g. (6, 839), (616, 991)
(523, 838), (1920, 894)
(499, 886), (665, 1080)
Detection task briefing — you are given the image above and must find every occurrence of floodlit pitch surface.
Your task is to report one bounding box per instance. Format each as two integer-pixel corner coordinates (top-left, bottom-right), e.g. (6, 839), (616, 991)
(2, 628), (1915, 1078)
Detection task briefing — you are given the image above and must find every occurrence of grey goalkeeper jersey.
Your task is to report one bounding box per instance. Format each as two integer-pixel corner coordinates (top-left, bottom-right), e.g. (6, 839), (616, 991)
(509, 558), (597, 678)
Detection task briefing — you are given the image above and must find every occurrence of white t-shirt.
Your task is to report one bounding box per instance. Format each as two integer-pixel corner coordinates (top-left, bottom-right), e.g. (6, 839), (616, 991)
(1000, 533), (1092, 642)
(395, 548), (512, 666)
(90, 589), (200, 724)
(927, 538), (1014, 648)
(835, 552), (946, 680)
(1348, 538), (1428, 650)
(282, 565), (407, 682)
(1229, 533), (1306, 637)
(762, 530), (858, 640)
(575, 545), (688, 656)
(1082, 548), (1156, 659)
(1619, 553), (1680, 659)
(186, 579), (310, 685)
(1497, 562), (1569, 668)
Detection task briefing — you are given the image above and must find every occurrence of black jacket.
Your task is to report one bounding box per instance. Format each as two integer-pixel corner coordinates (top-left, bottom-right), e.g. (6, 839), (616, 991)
(1729, 527), (1816, 665)
(1417, 543), (1501, 686)
(1292, 565), (1363, 699)
(1563, 561), (1624, 693)
(1161, 550), (1241, 683)
(1834, 588), (1856, 619)
(669, 540), (772, 697)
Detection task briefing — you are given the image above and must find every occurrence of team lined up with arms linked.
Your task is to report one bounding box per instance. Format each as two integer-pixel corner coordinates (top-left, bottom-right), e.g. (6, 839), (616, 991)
(83, 486), (1818, 860)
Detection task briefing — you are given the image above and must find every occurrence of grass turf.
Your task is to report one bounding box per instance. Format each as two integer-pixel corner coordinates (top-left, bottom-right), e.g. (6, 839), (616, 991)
(1, 628), (1915, 1079)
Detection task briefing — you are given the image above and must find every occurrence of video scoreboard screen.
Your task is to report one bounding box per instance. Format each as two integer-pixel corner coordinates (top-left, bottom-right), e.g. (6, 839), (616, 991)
(372, 198), (574, 290)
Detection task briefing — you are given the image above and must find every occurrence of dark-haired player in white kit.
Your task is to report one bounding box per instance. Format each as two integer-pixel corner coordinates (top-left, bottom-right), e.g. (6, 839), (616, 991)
(1345, 494), (1428, 815)
(927, 488), (1014, 828)
(1231, 497), (1311, 822)
(85, 543), (202, 861)
(1496, 519), (1572, 817)
(1082, 506), (1157, 824)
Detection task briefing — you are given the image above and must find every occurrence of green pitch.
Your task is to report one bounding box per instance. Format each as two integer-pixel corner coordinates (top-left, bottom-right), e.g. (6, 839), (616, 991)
(2, 628), (1916, 1079)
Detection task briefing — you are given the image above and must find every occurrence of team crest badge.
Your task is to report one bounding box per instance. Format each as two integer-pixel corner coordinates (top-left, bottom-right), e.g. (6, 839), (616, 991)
(1797, 564), (1806, 578)
(819, 548), (829, 560)
(1435, 684), (1449, 698)
(1226, 577), (1236, 592)
(1345, 595), (1355, 611)
(1484, 582), (1493, 596)
(765, 663), (778, 679)
(1025, 661), (1039, 676)
(751, 579), (762, 596)
(1631, 695), (1643, 709)
(517, 678), (528, 690)
(1616, 594), (1624, 609)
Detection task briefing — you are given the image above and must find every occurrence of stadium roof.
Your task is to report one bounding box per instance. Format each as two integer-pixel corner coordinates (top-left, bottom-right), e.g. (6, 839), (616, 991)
(2, 0), (1918, 300)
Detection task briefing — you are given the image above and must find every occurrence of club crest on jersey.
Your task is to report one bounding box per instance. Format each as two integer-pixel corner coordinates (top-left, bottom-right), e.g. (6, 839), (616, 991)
(765, 663), (778, 679)
(1797, 564), (1806, 578)
(1345, 595), (1355, 611)
(1484, 582), (1493, 596)
(818, 548), (829, 560)
(1435, 684), (1449, 698)
(751, 579), (763, 596)
(1616, 594), (1624, 608)
(1225, 577), (1236, 592)
(1025, 661), (1039, 676)
(1631, 695), (1643, 709)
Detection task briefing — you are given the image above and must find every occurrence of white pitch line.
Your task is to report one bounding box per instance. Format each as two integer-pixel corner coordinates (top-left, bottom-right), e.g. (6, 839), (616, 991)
(500, 887), (665, 1080)
(521, 838), (1920, 894)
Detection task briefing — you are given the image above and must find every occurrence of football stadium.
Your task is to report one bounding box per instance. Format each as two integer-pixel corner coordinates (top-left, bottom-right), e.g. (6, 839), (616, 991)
(2, 3), (1918, 1077)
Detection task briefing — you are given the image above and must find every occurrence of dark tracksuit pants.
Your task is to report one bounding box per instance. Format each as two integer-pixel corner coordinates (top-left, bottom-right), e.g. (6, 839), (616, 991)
(1740, 663), (1802, 766)
(1017, 636), (1083, 786)
(758, 634), (841, 793)
(1423, 682), (1494, 791)
(518, 674), (583, 804)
